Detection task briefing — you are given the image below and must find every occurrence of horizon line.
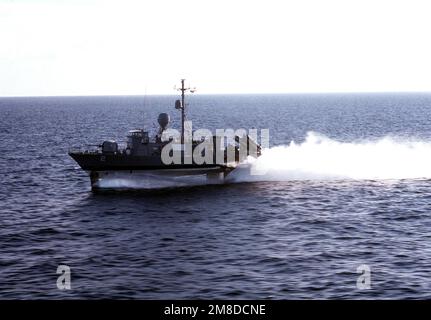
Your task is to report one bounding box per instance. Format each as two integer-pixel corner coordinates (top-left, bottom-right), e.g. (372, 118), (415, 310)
(2, 90), (431, 98)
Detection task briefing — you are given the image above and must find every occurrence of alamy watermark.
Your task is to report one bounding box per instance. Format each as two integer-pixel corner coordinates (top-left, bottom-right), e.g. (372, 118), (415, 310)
(159, 121), (269, 175)
(56, 265), (71, 290)
(356, 264), (371, 290)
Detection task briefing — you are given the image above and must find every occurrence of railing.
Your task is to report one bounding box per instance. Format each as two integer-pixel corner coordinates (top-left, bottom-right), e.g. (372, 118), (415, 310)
(68, 145), (101, 154)
(68, 142), (128, 154)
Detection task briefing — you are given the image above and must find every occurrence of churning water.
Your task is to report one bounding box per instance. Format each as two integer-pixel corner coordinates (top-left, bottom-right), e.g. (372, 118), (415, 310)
(1, 93), (431, 298)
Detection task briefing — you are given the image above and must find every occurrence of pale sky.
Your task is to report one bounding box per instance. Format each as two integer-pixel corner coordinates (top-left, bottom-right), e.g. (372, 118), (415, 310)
(1, 0), (431, 96)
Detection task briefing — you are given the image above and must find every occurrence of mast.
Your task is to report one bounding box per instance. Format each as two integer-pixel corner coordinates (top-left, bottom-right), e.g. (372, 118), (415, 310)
(180, 79), (186, 145)
(175, 79), (195, 145)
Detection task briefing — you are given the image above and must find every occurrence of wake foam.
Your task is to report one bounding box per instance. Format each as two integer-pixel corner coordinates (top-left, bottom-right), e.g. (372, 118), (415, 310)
(96, 172), (209, 189)
(227, 132), (431, 182)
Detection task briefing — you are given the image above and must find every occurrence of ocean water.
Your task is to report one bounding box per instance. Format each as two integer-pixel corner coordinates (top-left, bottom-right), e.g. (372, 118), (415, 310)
(1, 93), (431, 299)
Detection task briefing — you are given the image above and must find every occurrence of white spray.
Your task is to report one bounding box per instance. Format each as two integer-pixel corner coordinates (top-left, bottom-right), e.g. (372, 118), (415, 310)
(227, 131), (431, 182)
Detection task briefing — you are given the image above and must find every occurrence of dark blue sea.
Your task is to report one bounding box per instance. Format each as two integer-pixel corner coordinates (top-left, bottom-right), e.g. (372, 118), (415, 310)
(1, 93), (431, 299)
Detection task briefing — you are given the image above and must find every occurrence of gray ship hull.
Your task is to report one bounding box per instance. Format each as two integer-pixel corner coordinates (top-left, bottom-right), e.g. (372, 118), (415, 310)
(69, 152), (234, 190)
